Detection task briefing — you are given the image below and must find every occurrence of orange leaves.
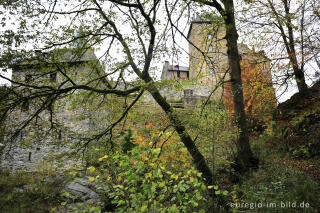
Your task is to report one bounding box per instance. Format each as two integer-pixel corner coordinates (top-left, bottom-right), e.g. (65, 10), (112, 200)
(134, 135), (145, 144)
(223, 57), (276, 123)
(145, 123), (153, 128)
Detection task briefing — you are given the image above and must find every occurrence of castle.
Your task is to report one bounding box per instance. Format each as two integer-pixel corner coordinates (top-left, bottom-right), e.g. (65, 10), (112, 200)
(1, 48), (112, 171)
(161, 16), (275, 109)
(0, 16), (276, 171)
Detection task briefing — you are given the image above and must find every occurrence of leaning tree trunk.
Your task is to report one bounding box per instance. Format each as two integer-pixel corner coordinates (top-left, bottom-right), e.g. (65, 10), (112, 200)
(141, 76), (214, 186)
(222, 0), (258, 172)
(141, 78), (230, 210)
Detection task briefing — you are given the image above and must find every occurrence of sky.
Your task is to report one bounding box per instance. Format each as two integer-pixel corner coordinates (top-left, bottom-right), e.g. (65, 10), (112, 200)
(0, 0), (319, 103)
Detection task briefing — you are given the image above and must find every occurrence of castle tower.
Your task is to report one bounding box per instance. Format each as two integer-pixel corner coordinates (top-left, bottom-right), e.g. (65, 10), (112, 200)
(187, 15), (276, 110)
(187, 16), (229, 93)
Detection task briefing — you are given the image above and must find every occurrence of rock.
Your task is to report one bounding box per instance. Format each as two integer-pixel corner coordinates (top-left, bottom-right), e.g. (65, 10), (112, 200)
(64, 178), (100, 204)
(60, 176), (115, 212)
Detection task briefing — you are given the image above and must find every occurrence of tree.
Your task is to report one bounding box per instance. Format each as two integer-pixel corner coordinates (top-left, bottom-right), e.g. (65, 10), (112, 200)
(0, 0), (217, 188)
(239, 0), (320, 95)
(223, 51), (277, 128)
(0, 2), (258, 204)
(186, 0), (258, 171)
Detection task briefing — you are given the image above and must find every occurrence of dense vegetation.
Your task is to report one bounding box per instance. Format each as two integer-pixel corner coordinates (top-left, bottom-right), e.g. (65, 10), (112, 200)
(1, 83), (320, 212)
(0, 0), (320, 212)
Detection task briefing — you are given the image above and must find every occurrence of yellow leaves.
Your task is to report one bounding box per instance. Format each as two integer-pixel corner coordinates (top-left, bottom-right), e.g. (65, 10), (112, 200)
(87, 166), (95, 173)
(141, 205), (148, 212)
(118, 176), (122, 182)
(115, 185), (124, 189)
(152, 148), (161, 155)
(88, 177), (95, 182)
(170, 174), (179, 180)
(98, 155), (108, 162)
(145, 172), (152, 179)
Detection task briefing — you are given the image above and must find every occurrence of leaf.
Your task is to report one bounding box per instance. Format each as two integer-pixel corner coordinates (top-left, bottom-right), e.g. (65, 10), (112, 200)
(152, 148), (161, 155)
(141, 205), (148, 212)
(88, 177), (95, 182)
(61, 192), (70, 198)
(87, 166), (95, 173)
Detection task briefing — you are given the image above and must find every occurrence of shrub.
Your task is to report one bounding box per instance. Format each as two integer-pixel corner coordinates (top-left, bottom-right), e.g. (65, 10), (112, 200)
(91, 145), (213, 213)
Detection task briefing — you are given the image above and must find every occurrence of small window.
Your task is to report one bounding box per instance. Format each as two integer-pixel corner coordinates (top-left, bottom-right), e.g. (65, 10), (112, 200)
(177, 71), (180, 78)
(25, 74), (32, 82)
(50, 72), (57, 82)
(58, 130), (62, 140)
(208, 45), (213, 52)
(209, 68), (215, 75)
(21, 100), (29, 112)
(184, 89), (193, 96)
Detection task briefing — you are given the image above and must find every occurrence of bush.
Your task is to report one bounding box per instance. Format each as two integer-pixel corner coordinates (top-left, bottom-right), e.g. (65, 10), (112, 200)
(89, 145), (214, 213)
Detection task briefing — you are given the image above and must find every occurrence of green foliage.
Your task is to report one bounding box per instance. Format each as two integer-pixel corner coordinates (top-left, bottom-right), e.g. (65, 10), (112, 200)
(88, 145), (213, 213)
(233, 167), (319, 212)
(178, 102), (238, 174)
(0, 169), (62, 213)
(233, 138), (320, 213)
(121, 127), (136, 154)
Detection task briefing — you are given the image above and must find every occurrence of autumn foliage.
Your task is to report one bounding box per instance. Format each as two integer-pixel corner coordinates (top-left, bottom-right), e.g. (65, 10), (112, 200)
(223, 56), (277, 127)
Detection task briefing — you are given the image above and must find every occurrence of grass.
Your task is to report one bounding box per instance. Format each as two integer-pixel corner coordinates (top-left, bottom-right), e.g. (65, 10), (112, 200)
(230, 136), (320, 213)
(0, 169), (62, 213)
(1, 101), (319, 212)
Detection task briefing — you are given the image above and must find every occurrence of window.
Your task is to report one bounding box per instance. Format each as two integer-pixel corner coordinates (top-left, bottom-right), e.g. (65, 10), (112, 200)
(21, 100), (29, 112)
(50, 72), (57, 82)
(209, 68), (215, 75)
(177, 71), (180, 78)
(25, 74), (32, 82)
(207, 57), (213, 63)
(184, 89), (193, 96)
(208, 45), (213, 52)
(58, 130), (62, 140)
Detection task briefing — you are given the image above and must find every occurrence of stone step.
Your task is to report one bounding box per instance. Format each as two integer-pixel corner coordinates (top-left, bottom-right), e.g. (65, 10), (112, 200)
(170, 102), (184, 108)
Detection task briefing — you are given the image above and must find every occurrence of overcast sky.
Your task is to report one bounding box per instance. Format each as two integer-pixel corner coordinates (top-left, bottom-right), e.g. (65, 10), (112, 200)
(0, 0), (318, 103)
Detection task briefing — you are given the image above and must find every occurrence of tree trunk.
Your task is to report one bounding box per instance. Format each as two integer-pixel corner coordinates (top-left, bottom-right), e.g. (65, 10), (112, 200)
(141, 76), (215, 186)
(269, 0), (309, 94)
(283, 0), (308, 94)
(222, 0), (258, 172)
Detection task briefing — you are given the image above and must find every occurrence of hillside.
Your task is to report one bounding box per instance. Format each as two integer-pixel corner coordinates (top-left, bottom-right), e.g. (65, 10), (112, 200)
(274, 80), (320, 183)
